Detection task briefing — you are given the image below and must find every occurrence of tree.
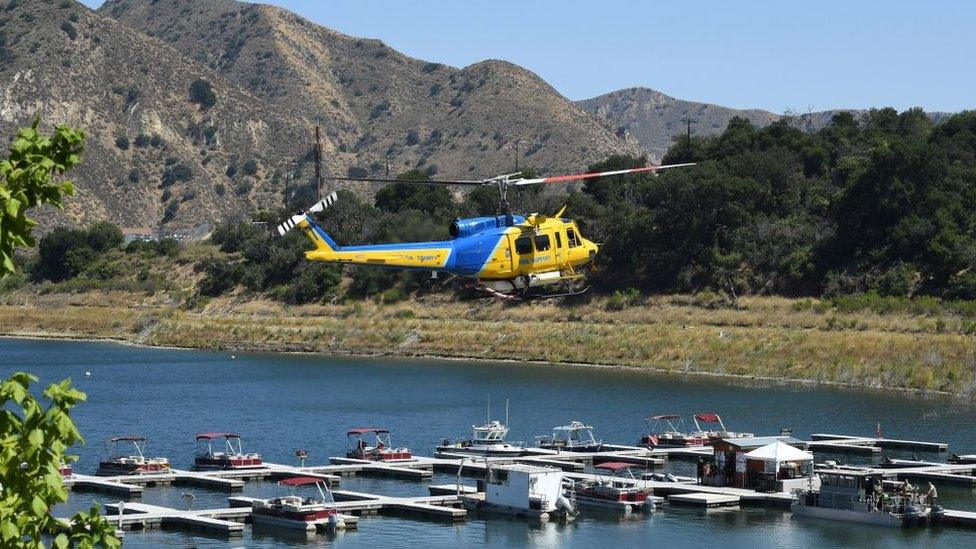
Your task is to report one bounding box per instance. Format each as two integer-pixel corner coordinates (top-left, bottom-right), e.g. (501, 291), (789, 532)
(0, 120), (83, 278)
(374, 169), (455, 216)
(0, 122), (118, 547)
(188, 79), (217, 110)
(0, 374), (120, 548)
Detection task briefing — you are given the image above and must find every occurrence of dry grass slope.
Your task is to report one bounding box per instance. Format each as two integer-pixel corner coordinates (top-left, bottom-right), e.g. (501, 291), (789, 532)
(2, 293), (974, 397)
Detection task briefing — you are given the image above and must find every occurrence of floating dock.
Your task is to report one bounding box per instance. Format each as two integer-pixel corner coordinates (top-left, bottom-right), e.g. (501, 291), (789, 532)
(668, 493), (741, 508)
(806, 434), (948, 455)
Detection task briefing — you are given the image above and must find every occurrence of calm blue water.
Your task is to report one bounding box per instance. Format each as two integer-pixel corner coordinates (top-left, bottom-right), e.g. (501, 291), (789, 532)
(2, 337), (974, 547)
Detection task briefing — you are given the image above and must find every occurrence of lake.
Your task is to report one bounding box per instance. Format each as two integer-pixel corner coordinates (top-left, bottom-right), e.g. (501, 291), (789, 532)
(2, 337), (974, 547)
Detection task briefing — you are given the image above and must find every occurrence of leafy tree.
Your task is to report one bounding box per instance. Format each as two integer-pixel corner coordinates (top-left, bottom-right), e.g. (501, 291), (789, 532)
(374, 169), (455, 217)
(0, 374), (120, 548)
(84, 222), (122, 252)
(0, 121), (118, 547)
(188, 78), (217, 109)
(0, 121), (83, 278)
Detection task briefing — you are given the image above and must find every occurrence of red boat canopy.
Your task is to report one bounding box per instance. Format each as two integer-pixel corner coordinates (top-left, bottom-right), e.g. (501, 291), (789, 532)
(279, 476), (325, 487)
(109, 436), (146, 442)
(595, 462), (637, 472)
(694, 413), (722, 423)
(646, 414), (681, 421)
(346, 428), (389, 436)
(195, 432), (240, 440)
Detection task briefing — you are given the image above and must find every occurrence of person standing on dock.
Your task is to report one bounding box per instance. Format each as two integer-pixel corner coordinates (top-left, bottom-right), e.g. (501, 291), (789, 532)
(696, 458), (704, 485)
(925, 483), (938, 507)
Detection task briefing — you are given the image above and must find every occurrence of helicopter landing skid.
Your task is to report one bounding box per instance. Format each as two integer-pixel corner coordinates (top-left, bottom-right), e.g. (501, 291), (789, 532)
(464, 278), (589, 302)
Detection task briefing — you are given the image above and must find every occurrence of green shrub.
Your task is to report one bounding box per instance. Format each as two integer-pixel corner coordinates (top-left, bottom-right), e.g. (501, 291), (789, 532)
(188, 78), (217, 109)
(607, 287), (642, 311)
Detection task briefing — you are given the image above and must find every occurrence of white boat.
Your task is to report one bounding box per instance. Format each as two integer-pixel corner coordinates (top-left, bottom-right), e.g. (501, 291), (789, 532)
(251, 477), (345, 533)
(792, 471), (935, 527)
(536, 421), (603, 452)
(463, 464), (576, 521)
(437, 399), (525, 457)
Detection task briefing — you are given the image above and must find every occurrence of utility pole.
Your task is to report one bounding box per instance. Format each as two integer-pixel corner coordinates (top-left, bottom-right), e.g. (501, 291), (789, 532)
(514, 139), (520, 172)
(314, 123), (323, 200)
(680, 116), (696, 157)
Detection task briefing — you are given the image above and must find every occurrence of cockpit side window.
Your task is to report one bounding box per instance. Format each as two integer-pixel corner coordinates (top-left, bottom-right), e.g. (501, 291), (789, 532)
(515, 235), (533, 255)
(567, 228), (580, 248)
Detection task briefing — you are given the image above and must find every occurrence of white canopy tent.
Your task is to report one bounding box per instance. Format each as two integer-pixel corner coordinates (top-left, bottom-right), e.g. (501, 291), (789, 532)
(745, 441), (813, 474)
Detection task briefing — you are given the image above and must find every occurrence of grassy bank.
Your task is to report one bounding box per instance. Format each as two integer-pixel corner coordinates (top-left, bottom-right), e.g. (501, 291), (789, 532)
(2, 290), (975, 397)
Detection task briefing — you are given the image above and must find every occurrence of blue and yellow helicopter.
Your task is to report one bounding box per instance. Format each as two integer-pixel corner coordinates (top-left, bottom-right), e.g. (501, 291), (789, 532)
(277, 163), (693, 299)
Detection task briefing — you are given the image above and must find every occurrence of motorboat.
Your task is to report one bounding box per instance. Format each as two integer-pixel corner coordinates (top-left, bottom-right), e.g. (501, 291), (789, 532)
(639, 414), (705, 447)
(437, 399), (525, 457)
(193, 432), (263, 470)
(96, 435), (171, 476)
(691, 413), (753, 442)
(462, 463), (577, 521)
(252, 476), (345, 533)
(536, 421), (603, 452)
(792, 471), (940, 527)
(949, 453), (976, 464)
(346, 428), (412, 461)
(573, 462), (658, 513)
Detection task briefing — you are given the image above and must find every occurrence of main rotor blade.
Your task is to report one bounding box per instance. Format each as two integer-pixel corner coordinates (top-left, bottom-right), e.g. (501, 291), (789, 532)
(328, 175), (487, 186)
(512, 162), (696, 186)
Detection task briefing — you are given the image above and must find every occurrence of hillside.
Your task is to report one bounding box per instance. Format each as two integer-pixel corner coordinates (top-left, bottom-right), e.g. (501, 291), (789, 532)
(0, 0), (323, 229)
(578, 87), (954, 159)
(578, 88), (782, 159)
(100, 0), (643, 181)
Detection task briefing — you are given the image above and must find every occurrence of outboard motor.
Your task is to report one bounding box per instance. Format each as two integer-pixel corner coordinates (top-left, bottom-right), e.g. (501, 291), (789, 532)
(644, 495), (657, 511)
(555, 493), (576, 518)
(327, 513), (345, 532)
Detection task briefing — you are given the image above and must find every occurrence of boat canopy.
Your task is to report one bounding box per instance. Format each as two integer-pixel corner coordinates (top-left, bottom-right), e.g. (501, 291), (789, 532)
(694, 413), (721, 423)
(346, 428), (390, 436)
(646, 414), (681, 421)
(109, 435), (146, 442)
(594, 461), (636, 472)
(279, 476), (325, 487)
(195, 432), (240, 440)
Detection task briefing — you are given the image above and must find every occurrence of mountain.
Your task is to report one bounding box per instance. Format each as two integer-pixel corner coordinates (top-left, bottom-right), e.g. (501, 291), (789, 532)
(577, 87), (955, 159)
(0, 0), (640, 230)
(576, 88), (781, 160)
(100, 0), (642, 182)
(0, 0), (323, 229)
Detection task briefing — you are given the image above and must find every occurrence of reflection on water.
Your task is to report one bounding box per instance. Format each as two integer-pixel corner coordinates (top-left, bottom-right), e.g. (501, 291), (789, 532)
(3, 338), (975, 548)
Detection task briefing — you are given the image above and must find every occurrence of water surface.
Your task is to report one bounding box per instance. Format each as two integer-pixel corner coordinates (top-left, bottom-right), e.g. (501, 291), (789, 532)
(2, 338), (974, 547)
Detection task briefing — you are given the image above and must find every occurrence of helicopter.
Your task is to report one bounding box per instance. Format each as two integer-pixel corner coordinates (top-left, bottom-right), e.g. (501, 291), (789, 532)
(277, 162), (694, 299)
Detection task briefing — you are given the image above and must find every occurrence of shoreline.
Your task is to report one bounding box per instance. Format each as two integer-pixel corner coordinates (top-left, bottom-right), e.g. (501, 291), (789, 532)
(2, 330), (962, 402)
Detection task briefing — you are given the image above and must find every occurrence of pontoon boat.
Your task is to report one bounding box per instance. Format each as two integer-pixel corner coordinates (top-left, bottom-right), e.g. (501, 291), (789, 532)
(573, 462), (658, 513)
(97, 436), (171, 476)
(690, 413), (753, 442)
(252, 476), (345, 532)
(640, 414), (705, 447)
(193, 432), (263, 470)
(346, 428), (412, 461)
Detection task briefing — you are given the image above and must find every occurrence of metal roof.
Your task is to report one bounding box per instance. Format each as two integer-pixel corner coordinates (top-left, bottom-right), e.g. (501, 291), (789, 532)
(719, 436), (803, 449)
